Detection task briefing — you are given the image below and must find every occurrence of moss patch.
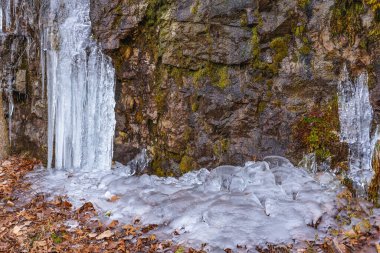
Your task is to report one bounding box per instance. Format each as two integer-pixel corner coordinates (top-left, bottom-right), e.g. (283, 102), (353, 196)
(190, 0), (200, 15)
(179, 155), (195, 174)
(292, 96), (348, 167)
(298, 0), (311, 9)
(191, 64), (231, 89)
(268, 36), (290, 74)
(368, 142), (380, 205)
(330, 0), (365, 45)
(213, 139), (230, 158)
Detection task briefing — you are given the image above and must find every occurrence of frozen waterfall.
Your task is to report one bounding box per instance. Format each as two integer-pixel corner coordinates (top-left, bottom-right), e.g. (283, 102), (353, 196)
(338, 65), (378, 191)
(43, 0), (116, 171)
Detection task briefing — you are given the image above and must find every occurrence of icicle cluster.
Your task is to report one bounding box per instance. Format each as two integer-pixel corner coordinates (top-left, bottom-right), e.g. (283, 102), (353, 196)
(338, 65), (378, 191)
(44, 0), (116, 171)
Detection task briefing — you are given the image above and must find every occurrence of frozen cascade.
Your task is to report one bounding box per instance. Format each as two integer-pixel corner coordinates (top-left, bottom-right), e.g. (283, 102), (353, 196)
(338, 65), (378, 190)
(28, 156), (340, 251)
(44, 0), (116, 170)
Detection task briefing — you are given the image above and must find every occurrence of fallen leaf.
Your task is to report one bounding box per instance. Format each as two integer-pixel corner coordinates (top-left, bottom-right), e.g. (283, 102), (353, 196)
(1, 161), (11, 167)
(149, 234), (156, 241)
(62, 201), (73, 209)
(108, 220), (119, 229)
(12, 225), (25, 235)
(123, 225), (136, 236)
(109, 195), (120, 202)
(96, 230), (114, 240)
(88, 233), (98, 238)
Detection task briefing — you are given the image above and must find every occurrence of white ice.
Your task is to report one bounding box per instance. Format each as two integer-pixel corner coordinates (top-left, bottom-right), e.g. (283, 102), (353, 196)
(338, 65), (378, 190)
(28, 155), (340, 252)
(44, 0), (115, 171)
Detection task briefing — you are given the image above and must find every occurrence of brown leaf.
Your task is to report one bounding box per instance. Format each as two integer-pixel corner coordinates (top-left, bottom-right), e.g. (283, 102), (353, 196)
(88, 233), (98, 238)
(96, 230), (114, 240)
(108, 220), (119, 229)
(109, 195), (120, 202)
(122, 225), (136, 236)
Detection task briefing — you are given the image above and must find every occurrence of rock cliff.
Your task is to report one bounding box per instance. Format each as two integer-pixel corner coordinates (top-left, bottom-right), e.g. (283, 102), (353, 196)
(89, 0), (380, 175)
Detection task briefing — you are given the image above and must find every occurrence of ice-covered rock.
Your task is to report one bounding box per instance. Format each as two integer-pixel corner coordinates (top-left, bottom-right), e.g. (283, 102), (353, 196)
(338, 65), (379, 191)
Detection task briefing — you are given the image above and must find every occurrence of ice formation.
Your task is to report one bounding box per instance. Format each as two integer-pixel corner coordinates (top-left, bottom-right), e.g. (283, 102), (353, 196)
(0, 0), (16, 144)
(338, 65), (378, 190)
(43, 0), (116, 170)
(28, 156), (340, 251)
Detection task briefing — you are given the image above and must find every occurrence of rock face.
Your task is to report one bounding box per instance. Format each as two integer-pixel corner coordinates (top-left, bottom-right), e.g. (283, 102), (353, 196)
(89, 0), (379, 175)
(0, 0), (379, 174)
(0, 0), (47, 159)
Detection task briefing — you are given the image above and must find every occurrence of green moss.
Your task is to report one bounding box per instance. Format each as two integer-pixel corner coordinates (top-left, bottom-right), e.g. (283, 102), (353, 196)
(191, 64), (230, 89)
(266, 36), (290, 74)
(145, 0), (169, 27)
(294, 25), (306, 37)
(135, 110), (144, 124)
(169, 67), (184, 86)
(190, 0), (200, 15)
(213, 139), (230, 157)
(299, 43), (312, 55)
(216, 66), (230, 89)
(254, 9), (263, 29)
(192, 67), (208, 84)
(270, 36), (290, 64)
(179, 155), (194, 174)
(154, 167), (166, 177)
(191, 102), (199, 112)
(257, 101), (267, 114)
(175, 247), (185, 253)
(111, 3), (126, 29)
(151, 152), (175, 177)
(51, 232), (63, 244)
(240, 12), (248, 27)
(183, 127), (192, 143)
(368, 142), (380, 205)
(330, 0), (365, 45)
(298, 0), (310, 9)
(293, 96), (348, 166)
(251, 27), (261, 67)
(154, 89), (167, 113)
(364, 0), (380, 21)
(250, 13), (291, 77)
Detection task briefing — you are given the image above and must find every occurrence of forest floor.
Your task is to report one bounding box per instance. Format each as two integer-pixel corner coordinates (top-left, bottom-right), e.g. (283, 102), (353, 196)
(0, 156), (379, 253)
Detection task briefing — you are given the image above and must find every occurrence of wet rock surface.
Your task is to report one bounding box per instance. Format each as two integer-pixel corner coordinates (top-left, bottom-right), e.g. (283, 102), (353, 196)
(0, 0), (47, 160)
(89, 0), (379, 174)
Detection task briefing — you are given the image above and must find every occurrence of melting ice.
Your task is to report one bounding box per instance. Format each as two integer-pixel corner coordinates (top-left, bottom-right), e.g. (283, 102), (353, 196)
(338, 65), (378, 190)
(43, 0), (115, 171)
(29, 156), (340, 252)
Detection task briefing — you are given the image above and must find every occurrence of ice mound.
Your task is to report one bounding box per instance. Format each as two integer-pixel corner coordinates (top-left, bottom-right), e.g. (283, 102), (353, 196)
(27, 156), (340, 251)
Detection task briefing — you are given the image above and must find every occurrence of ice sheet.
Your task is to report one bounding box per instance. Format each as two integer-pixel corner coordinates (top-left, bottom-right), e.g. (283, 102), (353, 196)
(28, 156), (340, 252)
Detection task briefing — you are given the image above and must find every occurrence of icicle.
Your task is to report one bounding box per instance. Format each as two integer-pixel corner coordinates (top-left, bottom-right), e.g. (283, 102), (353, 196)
(338, 64), (377, 192)
(45, 0), (115, 171)
(6, 73), (13, 144)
